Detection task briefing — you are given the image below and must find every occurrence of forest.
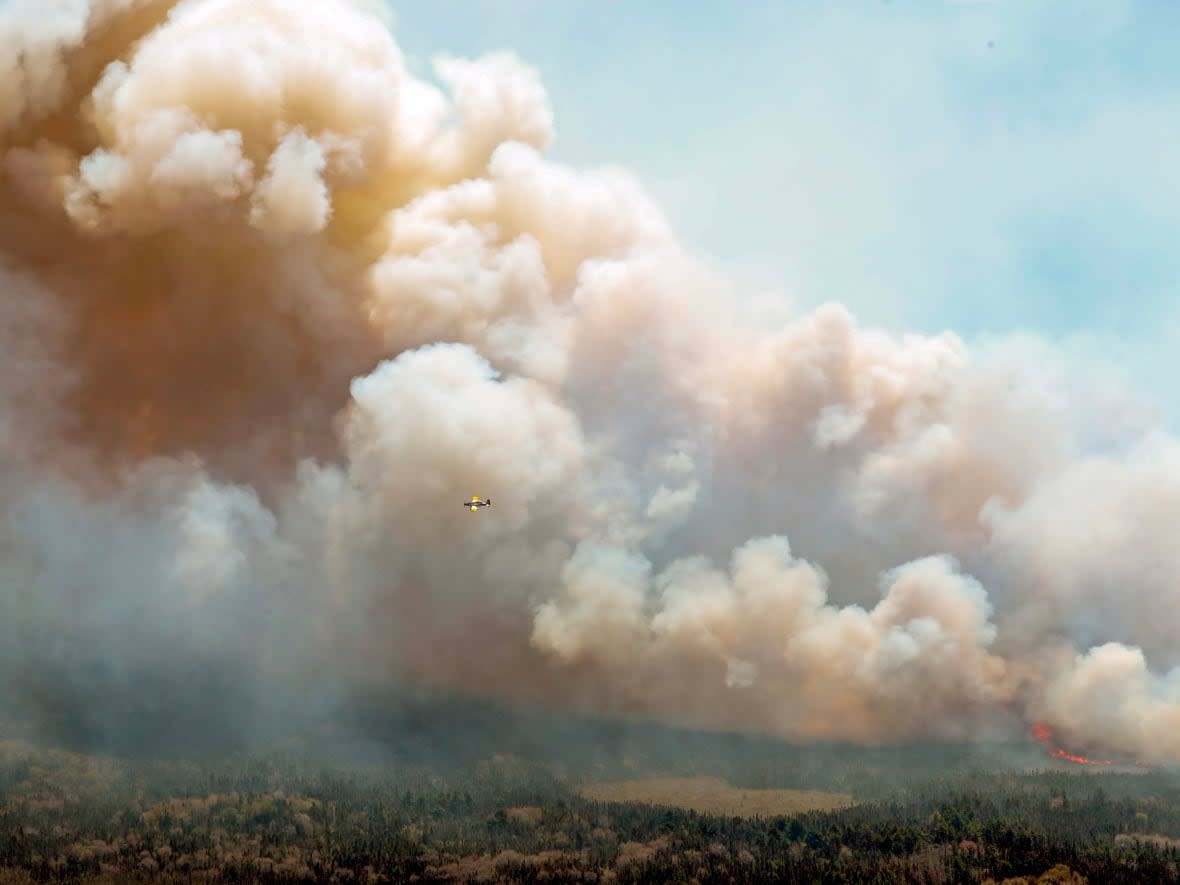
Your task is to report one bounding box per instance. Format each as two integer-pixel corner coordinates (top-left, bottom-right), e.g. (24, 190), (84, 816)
(2, 700), (1180, 884)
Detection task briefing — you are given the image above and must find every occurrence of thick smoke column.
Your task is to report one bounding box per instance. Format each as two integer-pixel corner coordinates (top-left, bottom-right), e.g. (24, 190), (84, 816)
(1, 0), (1178, 764)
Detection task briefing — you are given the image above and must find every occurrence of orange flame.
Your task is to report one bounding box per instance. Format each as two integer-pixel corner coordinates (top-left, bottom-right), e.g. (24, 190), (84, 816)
(1030, 723), (1112, 766)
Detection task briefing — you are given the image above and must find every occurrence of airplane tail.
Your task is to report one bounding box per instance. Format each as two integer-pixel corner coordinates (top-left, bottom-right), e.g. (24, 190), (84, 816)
(487, 498), (492, 506)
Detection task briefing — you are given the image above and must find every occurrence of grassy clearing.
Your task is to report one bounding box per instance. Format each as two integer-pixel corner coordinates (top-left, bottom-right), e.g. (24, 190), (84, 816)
(577, 775), (855, 817)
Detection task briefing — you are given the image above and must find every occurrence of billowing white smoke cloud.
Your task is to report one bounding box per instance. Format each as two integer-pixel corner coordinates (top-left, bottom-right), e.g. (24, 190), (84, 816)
(0, 0), (1176, 763)
(534, 540), (1013, 743)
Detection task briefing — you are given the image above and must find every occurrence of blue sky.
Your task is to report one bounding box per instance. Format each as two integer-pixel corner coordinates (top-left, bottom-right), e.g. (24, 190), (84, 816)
(385, 0), (1180, 425)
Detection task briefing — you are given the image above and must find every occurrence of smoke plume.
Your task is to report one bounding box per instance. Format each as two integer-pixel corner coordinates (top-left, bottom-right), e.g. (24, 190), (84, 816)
(1, 0), (1178, 765)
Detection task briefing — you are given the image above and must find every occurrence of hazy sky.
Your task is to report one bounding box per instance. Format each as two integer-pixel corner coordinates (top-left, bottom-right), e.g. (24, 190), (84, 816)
(387, 0), (1180, 424)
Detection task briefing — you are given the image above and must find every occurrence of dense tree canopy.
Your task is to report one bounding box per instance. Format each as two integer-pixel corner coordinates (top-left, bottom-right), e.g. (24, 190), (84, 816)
(2, 739), (1179, 883)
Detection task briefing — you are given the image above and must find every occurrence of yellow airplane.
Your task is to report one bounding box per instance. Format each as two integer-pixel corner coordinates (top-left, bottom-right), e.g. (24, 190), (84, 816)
(463, 495), (492, 511)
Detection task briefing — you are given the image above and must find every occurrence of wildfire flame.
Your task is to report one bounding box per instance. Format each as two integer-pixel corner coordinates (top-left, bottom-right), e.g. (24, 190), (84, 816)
(1030, 723), (1113, 766)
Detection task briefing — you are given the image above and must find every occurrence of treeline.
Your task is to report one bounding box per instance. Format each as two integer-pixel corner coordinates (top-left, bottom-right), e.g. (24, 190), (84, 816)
(339, 692), (1061, 801)
(2, 742), (1180, 882)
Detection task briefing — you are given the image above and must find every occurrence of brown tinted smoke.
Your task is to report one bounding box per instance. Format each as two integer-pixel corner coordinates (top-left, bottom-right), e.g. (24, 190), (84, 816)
(1, 0), (1178, 764)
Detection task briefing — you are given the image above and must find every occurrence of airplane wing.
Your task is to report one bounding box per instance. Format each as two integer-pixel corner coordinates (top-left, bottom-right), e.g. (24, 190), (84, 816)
(471, 495), (480, 502)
